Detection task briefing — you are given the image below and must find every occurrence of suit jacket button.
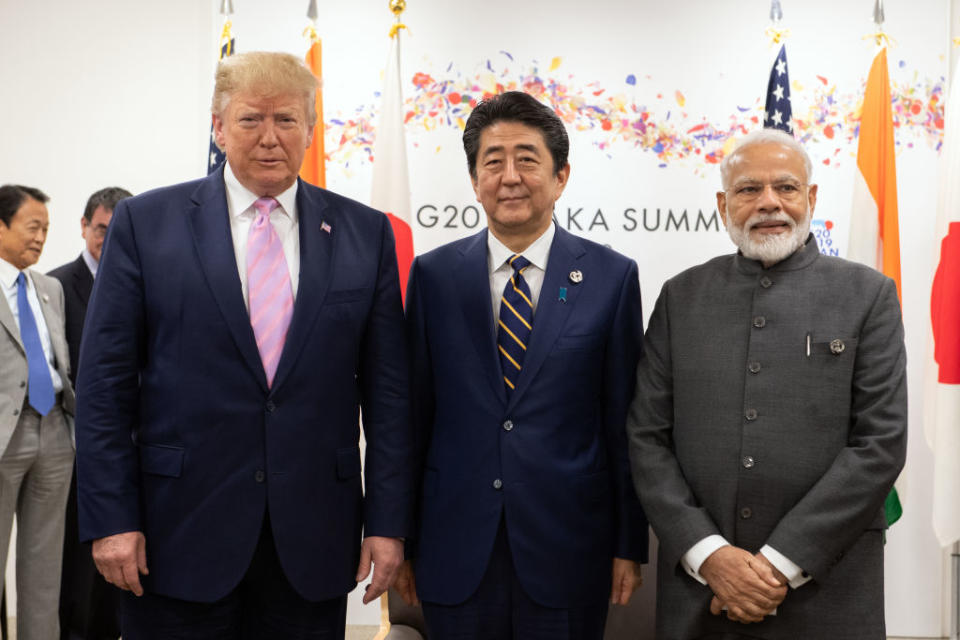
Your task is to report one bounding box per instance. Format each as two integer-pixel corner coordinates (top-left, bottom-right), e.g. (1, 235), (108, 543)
(760, 276), (773, 288)
(740, 507), (752, 519)
(502, 420), (514, 432)
(745, 409), (758, 421)
(19, 381), (25, 388)
(254, 470), (265, 483)
(265, 401), (276, 413)
(748, 362), (761, 374)
(742, 455), (755, 469)
(752, 316), (766, 328)
(492, 478), (503, 490)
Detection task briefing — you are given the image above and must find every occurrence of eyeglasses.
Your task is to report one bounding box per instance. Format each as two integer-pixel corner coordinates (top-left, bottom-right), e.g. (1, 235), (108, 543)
(728, 180), (808, 202)
(85, 223), (109, 238)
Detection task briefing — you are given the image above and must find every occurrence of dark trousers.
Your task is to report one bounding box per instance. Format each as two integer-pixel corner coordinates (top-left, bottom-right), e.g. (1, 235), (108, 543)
(422, 519), (608, 640)
(120, 515), (347, 640)
(59, 465), (121, 640)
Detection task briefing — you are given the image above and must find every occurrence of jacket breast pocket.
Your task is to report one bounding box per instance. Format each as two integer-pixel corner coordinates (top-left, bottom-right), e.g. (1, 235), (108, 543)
(804, 337), (859, 406)
(325, 288), (370, 306)
(554, 333), (604, 352)
(139, 444), (184, 478)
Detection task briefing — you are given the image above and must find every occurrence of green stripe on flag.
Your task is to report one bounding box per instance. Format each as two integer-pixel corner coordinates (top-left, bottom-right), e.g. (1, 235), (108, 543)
(885, 487), (903, 527)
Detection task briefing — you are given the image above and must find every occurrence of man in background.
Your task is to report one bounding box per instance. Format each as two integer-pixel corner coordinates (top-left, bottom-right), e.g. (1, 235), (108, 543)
(0, 185), (75, 640)
(50, 186), (131, 640)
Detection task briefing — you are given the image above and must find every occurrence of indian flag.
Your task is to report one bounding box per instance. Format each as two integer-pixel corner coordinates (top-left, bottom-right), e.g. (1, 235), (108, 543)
(370, 25), (415, 302)
(300, 34), (326, 189)
(925, 50), (960, 547)
(846, 47), (903, 527)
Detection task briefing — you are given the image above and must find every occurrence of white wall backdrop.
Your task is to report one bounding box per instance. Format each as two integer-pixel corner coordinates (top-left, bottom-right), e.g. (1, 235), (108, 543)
(0, 0), (954, 635)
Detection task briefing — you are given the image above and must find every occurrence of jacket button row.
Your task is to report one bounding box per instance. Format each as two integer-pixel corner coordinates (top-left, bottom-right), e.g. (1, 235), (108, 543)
(740, 507), (753, 519)
(742, 456), (755, 469)
(502, 420), (513, 432)
(748, 362), (761, 374)
(254, 470), (265, 483)
(752, 316), (766, 328)
(745, 409), (758, 421)
(492, 478), (503, 490)
(265, 401), (276, 413)
(760, 276), (773, 288)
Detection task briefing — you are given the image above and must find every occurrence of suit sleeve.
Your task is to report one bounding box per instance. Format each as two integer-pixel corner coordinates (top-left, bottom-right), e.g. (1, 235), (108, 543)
(764, 277), (907, 580)
(358, 214), (414, 539)
(627, 282), (723, 570)
(605, 260), (649, 562)
(402, 256), (435, 557)
(75, 199), (145, 542)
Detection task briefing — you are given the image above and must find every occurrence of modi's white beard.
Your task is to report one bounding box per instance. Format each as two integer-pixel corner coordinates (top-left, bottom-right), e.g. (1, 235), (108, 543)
(726, 210), (811, 266)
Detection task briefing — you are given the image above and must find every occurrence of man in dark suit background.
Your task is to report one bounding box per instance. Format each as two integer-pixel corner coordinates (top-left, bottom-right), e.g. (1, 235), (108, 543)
(397, 91), (647, 640)
(49, 186), (131, 640)
(75, 52), (412, 639)
(627, 129), (907, 639)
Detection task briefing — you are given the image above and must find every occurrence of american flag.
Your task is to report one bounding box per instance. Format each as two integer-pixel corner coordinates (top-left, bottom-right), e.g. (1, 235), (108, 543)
(208, 38), (235, 174)
(764, 44), (793, 134)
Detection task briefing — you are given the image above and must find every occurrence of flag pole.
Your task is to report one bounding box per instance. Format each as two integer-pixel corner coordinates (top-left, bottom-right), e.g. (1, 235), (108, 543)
(765, 0), (789, 45)
(953, 542), (959, 639)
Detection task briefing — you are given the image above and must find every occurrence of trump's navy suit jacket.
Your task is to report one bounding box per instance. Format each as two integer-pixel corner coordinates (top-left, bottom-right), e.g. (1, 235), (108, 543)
(406, 225), (648, 608)
(75, 167), (412, 603)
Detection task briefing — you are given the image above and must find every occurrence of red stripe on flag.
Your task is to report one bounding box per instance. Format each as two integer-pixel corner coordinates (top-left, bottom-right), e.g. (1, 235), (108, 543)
(387, 212), (414, 305)
(932, 221), (960, 383)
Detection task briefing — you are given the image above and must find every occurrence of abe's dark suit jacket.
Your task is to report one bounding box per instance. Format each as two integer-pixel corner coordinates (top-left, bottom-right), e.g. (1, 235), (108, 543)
(406, 226), (648, 609)
(48, 254), (92, 384)
(76, 167), (413, 603)
(627, 236), (907, 639)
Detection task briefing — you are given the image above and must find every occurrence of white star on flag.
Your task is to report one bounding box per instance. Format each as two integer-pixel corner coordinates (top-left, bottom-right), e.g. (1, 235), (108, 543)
(773, 85), (785, 101)
(772, 110), (783, 125)
(776, 59), (787, 76)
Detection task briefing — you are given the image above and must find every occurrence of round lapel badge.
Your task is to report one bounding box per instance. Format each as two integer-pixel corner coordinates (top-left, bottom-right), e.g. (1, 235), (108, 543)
(829, 339), (845, 355)
(568, 270), (583, 284)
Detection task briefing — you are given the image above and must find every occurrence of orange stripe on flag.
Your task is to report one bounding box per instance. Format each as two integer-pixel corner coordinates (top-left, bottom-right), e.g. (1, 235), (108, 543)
(856, 48), (901, 301)
(300, 40), (326, 189)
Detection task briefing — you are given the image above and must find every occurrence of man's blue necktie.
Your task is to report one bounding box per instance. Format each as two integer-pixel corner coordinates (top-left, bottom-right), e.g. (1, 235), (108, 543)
(17, 273), (55, 415)
(497, 255), (534, 397)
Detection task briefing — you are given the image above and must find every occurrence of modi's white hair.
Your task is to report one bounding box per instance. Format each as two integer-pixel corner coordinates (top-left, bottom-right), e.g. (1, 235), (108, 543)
(719, 129), (813, 190)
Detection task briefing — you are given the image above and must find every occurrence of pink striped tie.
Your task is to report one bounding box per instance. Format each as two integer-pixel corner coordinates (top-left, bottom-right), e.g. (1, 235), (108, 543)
(247, 197), (293, 387)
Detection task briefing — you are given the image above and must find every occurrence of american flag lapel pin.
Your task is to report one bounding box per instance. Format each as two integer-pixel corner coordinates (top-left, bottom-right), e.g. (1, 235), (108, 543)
(320, 221), (332, 234)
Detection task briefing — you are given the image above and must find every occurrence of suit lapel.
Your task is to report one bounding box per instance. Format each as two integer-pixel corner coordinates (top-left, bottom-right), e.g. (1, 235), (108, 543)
(32, 272), (69, 376)
(507, 227), (586, 410)
(0, 282), (23, 354)
(186, 167), (268, 391)
(270, 181), (335, 391)
(456, 230), (507, 406)
(72, 255), (93, 308)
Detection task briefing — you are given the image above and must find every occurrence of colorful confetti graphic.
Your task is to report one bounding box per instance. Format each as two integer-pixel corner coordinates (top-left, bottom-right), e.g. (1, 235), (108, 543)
(323, 53), (945, 171)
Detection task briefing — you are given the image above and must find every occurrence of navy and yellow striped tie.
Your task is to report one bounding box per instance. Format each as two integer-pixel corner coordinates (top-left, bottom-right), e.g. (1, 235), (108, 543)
(498, 254), (533, 396)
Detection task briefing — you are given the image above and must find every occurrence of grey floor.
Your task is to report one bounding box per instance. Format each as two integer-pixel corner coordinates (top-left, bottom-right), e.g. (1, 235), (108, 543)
(0, 625), (940, 639)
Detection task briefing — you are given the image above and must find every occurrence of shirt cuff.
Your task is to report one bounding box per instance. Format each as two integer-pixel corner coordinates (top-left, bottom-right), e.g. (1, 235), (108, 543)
(760, 544), (811, 589)
(680, 535), (729, 585)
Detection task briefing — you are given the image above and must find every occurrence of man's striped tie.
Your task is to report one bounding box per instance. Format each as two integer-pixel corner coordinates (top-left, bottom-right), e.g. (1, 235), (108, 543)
(247, 197), (293, 388)
(498, 254), (533, 397)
